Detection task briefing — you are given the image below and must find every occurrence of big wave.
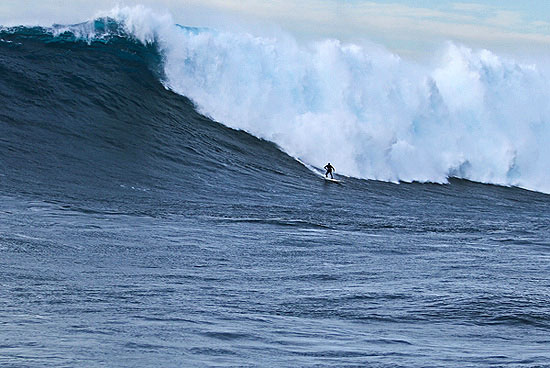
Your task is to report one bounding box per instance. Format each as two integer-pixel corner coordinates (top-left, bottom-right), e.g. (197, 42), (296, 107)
(47, 6), (550, 193)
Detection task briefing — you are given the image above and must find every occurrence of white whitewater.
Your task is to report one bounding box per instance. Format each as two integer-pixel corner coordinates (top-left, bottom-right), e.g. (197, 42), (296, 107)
(104, 6), (550, 194)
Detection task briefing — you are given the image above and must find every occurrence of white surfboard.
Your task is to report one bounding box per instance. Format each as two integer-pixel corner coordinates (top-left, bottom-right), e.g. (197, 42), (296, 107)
(324, 176), (342, 183)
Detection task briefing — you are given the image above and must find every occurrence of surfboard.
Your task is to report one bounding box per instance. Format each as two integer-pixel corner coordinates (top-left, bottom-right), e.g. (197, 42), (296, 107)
(324, 177), (341, 183)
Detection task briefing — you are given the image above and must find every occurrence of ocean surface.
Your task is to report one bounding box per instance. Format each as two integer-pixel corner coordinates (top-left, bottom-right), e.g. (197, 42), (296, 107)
(1, 11), (550, 368)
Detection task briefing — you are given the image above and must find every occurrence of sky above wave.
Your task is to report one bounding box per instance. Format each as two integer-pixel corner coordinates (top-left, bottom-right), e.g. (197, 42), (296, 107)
(2, 0), (550, 58)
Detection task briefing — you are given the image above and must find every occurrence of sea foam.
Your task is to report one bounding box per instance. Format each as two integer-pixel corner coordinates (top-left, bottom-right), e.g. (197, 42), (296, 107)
(104, 6), (550, 193)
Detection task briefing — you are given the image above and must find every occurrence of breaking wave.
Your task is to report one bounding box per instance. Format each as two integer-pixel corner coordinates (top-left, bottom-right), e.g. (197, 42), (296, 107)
(6, 5), (550, 193)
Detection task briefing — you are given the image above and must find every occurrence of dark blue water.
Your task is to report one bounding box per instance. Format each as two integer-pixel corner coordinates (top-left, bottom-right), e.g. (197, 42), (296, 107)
(1, 25), (550, 367)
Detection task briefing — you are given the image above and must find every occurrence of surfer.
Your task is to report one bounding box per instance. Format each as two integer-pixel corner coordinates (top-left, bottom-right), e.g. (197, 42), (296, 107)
(324, 163), (335, 179)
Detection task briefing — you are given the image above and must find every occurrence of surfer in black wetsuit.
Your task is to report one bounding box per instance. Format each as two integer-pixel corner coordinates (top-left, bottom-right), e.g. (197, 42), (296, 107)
(324, 163), (335, 179)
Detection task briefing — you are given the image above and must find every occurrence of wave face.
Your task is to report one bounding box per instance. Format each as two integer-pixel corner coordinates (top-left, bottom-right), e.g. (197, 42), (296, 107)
(92, 6), (550, 194)
(0, 20), (312, 211)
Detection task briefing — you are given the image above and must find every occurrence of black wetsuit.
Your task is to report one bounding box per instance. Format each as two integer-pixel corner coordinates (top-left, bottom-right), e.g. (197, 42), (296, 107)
(324, 164), (334, 179)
